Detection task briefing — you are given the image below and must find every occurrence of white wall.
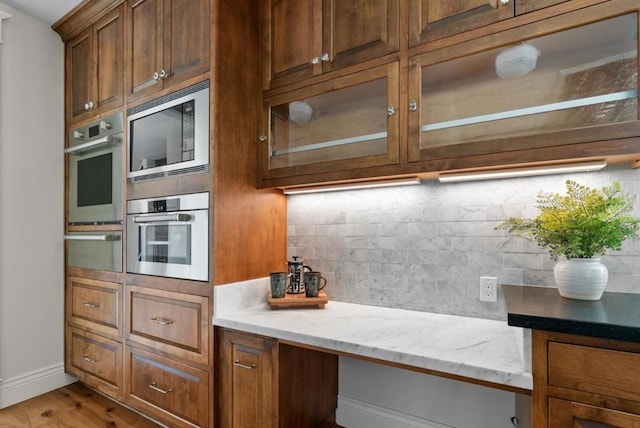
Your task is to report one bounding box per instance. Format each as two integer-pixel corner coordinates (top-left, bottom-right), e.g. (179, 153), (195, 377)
(0, 2), (74, 408)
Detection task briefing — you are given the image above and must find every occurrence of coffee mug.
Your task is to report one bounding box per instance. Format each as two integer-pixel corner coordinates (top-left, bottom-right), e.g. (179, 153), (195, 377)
(270, 272), (288, 298)
(303, 272), (326, 297)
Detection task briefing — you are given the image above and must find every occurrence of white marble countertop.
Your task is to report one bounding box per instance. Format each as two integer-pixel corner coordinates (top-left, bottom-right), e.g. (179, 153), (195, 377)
(213, 278), (533, 392)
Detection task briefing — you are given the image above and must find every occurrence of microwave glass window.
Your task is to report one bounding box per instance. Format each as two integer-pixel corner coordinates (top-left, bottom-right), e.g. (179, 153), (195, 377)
(130, 100), (196, 172)
(77, 153), (113, 207)
(138, 224), (192, 265)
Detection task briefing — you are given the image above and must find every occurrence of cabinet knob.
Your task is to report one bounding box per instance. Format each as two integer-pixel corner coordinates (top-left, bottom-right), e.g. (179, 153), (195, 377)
(311, 56), (320, 65)
(409, 101), (418, 111)
(321, 53), (330, 62)
(153, 71), (160, 80)
(159, 69), (167, 79)
(500, 0), (510, 4)
(387, 106), (396, 116)
(259, 134), (268, 142)
(84, 101), (94, 110)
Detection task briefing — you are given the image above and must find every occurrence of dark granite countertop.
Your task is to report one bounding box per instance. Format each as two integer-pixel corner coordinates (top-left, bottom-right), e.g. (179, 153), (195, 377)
(502, 284), (640, 343)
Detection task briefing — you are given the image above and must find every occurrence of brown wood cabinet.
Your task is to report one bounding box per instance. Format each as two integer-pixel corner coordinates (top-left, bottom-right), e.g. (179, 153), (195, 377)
(65, 4), (123, 123)
(126, 347), (209, 428)
(127, 286), (209, 367)
(66, 276), (122, 339)
(126, 0), (210, 101)
(260, 0), (399, 90)
(533, 330), (640, 427)
(260, 62), (400, 183)
(258, 0), (640, 189)
(66, 327), (123, 399)
(408, 0), (576, 47)
(217, 328), (339, 428)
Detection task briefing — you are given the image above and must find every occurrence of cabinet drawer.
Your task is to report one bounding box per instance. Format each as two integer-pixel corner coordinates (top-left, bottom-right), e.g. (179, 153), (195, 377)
(549, 397), (640, 426)
(128, 286), (209, 365)
(66, 327), (123, 399)
(127, 348), (208, 427)
(68, 277), (121, 337)
(549, 341), (640, 401)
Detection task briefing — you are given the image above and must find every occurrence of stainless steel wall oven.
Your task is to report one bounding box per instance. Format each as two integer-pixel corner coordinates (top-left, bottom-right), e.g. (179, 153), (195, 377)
(127, 192), (209, 281)
(66, 113), (123, 225)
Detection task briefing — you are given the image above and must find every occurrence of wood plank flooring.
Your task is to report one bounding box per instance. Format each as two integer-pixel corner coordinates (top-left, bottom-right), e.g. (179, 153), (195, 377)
(0, 382), (161, 427)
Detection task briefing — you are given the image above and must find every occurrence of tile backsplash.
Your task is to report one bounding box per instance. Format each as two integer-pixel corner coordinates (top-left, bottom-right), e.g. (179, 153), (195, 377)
(287, 165), (640, 320)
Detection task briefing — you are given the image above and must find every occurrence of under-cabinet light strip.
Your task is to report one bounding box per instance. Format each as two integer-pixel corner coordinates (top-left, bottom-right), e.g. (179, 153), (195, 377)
(283, 177), (422, 194)
(438, 161), (607, 183)
(422, 90), (637, 132)
(272, 131), (388, 156)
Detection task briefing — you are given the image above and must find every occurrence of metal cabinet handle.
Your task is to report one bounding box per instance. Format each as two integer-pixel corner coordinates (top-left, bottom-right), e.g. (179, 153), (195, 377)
(500, 0), (509, 4)
(234, 360), (256, 370)
(148, 382), (172, 394)
(150, 317), (173, 325)
(321, 53), (330, 62)
(64, 135), (121, 155)
(153, 71), (160, 80)
(84, 101), (94, 110)
(133, 213), (192, 223)
(64, 233), (121, 241)
(259, 134), (268, 142)
(409, 101), (417, 111)
(387, 106), (396, 116)
(82, 302), (100, 308)
(159, 69), (167, 79)
(83, 355), (99, 363)
(311, 56), (320, 65)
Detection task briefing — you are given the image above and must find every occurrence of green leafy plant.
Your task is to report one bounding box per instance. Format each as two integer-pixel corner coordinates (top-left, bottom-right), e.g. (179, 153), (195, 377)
(496, 180), (640, 261)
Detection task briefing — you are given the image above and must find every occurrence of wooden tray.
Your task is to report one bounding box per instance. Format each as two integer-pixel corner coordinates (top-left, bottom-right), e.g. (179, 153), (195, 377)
(267, 291), (328, 309)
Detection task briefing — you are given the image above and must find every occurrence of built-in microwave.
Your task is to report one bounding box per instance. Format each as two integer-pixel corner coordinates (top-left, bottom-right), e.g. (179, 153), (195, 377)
(127, 81), (210, 183)
(66, 113), (123, 225)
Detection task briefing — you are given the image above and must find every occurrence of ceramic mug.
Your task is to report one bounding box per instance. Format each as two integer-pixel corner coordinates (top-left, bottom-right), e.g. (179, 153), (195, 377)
(270, 272), (288, 298)
(303, 272), (326, 297)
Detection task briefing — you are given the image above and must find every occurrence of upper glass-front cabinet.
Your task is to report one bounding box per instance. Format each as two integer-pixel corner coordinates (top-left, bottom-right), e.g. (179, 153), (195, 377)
(408, 12), (638, 162)
(260, 63), (399, 183)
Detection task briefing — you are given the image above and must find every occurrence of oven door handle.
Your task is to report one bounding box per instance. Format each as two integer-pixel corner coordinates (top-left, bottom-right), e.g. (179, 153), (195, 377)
(133, 213), (192, 223)
(64, 234), (121, 241)
(64, 135), (121, 155)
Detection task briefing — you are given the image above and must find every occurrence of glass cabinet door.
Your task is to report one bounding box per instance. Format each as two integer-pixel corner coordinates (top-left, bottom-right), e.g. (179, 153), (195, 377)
(260, 62), (399, 180)
(408, 12), (638, 162)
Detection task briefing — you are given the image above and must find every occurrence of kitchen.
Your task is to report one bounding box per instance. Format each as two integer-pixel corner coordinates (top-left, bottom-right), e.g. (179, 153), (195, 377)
(1, 1), (640, 427)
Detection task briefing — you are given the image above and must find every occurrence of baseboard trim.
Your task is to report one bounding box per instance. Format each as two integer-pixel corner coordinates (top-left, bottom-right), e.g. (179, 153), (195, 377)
(336, 395), (454, 428)
(0, 363), (76, 409)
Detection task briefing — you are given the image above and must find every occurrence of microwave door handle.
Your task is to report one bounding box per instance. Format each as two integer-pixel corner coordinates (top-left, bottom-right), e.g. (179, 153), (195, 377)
(64, 234), (121, 241)
(133, 213), (192, 223)
(64, 135), (121, 155)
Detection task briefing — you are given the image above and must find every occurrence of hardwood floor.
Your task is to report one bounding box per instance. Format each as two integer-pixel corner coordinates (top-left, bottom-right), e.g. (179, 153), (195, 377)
(0, 382), (161, 427)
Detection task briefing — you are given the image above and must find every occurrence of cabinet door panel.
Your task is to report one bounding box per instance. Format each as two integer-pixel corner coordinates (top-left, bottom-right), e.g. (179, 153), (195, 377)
(67, 28), (93, 120)
(267, 0), (320, 87)
(325, 0), (399, 72)
(409, 0), (514, 46)
(409, 13), (638, 162)
(549, 398), (640, 427)
(164, 0), (210, 84)
(128, 0), (163, 98)
(95, 6), (123, 112)
(219, 330), (277, 428)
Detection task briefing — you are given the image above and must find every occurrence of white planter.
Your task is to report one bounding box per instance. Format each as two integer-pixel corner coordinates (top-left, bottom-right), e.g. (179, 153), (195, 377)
(553, 258), (609, 300)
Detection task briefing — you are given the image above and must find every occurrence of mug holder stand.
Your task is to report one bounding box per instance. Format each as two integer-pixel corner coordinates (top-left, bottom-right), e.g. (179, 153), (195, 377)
(267, 291), (328, 310)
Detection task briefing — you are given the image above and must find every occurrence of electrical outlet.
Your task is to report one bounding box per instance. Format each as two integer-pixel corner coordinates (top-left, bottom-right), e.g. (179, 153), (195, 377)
(479, 276), (498, 302)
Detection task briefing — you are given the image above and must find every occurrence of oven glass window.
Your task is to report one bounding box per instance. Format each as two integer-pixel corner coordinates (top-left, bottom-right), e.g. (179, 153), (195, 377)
(129, 100), (195, 172)
(138, 224), (192, 265)
(77, 153), (113, 207)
